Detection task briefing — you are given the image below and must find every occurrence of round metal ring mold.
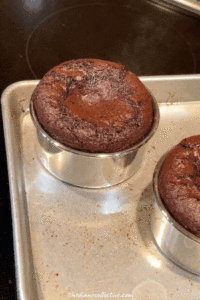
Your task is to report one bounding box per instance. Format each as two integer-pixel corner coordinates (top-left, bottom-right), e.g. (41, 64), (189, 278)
(30, 93), (160, 188)
(152, 152), (200, 275)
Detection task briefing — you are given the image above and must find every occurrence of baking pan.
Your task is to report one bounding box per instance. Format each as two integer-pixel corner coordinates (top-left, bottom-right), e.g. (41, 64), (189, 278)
(152, 151), (200, 276)
(29, 91), (160, 188)
(2, 75), (200, 300)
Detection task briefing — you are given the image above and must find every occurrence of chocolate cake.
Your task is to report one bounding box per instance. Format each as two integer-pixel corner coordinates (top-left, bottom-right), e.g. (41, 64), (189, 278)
(158, 135), (200, 238)
(32, 58), (154, 153)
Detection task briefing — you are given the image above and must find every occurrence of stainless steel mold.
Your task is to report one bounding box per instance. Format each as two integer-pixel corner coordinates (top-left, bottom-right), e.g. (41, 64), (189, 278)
(30, 94), (160, 188)
(152, 152), (200, 276)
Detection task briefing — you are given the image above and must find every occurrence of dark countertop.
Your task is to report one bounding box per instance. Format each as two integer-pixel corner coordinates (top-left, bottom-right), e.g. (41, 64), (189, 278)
(0, 0), (200, 299)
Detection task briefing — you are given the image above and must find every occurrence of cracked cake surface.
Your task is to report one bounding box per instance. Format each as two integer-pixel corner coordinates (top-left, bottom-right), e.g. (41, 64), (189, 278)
(32, 58), (154, 153)
(158, 135), (200, 238)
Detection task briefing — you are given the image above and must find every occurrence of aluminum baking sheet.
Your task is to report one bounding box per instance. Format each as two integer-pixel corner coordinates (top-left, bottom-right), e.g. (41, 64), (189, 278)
(2, 75), (200, 300)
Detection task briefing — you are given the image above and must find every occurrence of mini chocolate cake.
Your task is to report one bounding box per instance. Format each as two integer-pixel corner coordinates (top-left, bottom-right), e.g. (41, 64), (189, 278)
(32, 59), (154, 153)
(158, 135), (200, 238)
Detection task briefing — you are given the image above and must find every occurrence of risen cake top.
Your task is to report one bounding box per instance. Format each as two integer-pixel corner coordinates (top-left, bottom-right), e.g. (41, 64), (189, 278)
(158, 135), (200, 238)
(32, 59), (154, 153)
